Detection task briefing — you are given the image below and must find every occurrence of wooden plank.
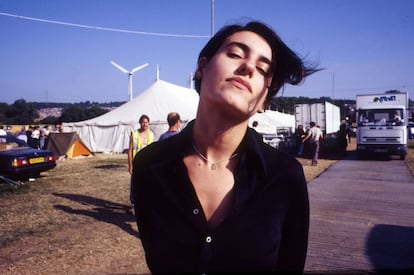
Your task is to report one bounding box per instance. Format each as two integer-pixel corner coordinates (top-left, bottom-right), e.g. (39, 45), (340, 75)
(304, 158), (414, 272)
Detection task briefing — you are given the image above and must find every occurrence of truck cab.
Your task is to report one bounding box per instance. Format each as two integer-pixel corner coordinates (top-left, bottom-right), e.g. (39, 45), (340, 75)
(356, 93), (408, 160)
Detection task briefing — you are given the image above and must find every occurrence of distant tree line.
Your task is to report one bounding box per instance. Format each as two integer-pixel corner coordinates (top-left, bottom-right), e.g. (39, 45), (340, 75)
(0, 99), (124, 125)
(0, 99), (39, 124)
(1, 90), (409, 125)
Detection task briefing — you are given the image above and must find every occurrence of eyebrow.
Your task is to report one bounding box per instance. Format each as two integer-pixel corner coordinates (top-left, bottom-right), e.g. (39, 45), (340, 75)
(225, 41), (272, 65)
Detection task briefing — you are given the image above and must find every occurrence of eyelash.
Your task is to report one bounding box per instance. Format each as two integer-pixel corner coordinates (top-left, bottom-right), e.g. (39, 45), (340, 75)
(227, 52), (269, 76)
(257, 67), (268, 76)
(227, 52), (242, 59)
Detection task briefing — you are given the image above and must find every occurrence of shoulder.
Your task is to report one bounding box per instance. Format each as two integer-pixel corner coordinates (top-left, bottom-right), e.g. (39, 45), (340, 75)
(134, 127), (187, 169)
(249, 141), (307, 202)
(158, 131), (169, 140)
(245, 128), (303, 177)
(263, 143), (303, 174)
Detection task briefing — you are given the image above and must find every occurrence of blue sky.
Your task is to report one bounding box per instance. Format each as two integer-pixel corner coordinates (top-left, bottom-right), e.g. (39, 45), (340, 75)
(1, 0), (413, 104)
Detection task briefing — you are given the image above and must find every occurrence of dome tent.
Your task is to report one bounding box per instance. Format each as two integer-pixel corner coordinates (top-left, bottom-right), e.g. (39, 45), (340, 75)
(46, 132), (93, 159)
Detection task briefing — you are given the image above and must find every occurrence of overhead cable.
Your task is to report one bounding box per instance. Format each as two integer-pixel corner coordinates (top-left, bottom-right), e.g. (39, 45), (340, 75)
(0, 12), (210, 38)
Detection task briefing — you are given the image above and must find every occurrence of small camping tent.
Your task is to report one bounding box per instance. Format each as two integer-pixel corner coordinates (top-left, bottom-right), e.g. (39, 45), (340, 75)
(62, 80), (199, 153)
(46, 132), (93, 159)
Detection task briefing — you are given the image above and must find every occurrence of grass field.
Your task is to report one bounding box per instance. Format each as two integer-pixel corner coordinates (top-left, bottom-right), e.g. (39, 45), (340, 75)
(0, 138), (412, 274)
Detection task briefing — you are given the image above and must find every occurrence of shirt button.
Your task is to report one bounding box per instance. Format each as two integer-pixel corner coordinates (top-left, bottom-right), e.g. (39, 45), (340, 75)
(193, 208), (199, 215)
(205, 236), (212, 243)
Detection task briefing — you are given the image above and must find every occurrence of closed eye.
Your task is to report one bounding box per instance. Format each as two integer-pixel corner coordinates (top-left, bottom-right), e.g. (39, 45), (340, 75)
(227, 51), (243, 59)
(225, 42), (272, 77)
(256, 66), (267, 76)
(256, 63), (272, 77)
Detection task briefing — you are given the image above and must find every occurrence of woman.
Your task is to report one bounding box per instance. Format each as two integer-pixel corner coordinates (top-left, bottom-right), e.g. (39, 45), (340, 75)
(133, 21), (319, 273)
(128, 114), (154, 211)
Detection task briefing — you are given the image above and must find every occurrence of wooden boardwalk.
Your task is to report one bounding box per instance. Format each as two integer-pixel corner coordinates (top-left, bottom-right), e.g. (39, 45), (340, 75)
(304, 155), (414, 273)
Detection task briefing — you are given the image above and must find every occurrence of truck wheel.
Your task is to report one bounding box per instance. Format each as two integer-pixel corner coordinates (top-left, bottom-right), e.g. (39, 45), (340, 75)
(400, 154), (406, 160)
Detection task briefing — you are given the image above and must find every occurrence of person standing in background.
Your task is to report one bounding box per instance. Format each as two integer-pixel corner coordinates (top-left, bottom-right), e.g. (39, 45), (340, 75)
(40, 125), (51, 149)
(128, 114), (154, 212)
(30, 125), (41, 149)
(16, 126), (28, 142)
(336, 123), (348, 156)
(302, 121), (323, 166)
(0, 126), (7, 135)
(294, 124), (306, 156)
(158, 112), (182, 141)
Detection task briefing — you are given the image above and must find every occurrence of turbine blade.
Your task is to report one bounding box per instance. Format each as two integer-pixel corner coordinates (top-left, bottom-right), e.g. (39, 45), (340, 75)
(131, 63), (149, 74)
(110, 61), (129, 74)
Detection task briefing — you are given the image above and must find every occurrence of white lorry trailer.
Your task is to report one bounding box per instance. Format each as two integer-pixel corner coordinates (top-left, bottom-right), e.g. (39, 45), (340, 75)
(356, 92), (408, 160)
(295, 101), (341, 135)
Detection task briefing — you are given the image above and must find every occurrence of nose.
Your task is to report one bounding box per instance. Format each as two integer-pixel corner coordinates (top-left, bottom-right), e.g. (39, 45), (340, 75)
(237, 61), (255, 76)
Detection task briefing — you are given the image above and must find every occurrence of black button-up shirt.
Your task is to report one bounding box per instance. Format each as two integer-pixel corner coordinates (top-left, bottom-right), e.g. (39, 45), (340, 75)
(133, 121), (309, 273)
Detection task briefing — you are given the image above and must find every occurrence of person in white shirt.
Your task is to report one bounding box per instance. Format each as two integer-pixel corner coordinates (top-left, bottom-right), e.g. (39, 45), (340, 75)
(31, 126), (41, 149)
(0, 126), (7, 136)
(16, 126), (28, 143)
(302, 121), (323, 166)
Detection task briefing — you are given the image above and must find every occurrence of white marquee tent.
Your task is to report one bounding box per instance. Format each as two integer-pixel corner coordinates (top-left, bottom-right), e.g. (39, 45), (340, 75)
(62, 79), (295, 153)
(62, 80), (200, 153)
(249, 110), (295, 135)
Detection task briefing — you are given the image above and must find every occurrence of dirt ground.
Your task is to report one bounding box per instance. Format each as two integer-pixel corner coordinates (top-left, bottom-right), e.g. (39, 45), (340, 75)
(0, 140), (353, 274)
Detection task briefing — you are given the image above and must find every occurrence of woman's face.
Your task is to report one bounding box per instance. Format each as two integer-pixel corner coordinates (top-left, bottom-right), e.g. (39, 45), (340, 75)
(197, 31), (273, 120)
(140, 118), (149, 130)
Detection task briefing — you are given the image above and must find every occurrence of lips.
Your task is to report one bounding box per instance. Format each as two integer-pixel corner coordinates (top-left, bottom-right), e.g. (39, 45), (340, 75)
(227, 77), (252, 93)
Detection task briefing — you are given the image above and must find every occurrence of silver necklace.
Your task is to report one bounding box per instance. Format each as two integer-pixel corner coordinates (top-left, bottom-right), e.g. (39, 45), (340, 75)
(192, 142), (238, 170)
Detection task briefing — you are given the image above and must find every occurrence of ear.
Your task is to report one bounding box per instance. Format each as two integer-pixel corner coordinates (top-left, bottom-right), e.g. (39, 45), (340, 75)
(195, 57), (208, 79)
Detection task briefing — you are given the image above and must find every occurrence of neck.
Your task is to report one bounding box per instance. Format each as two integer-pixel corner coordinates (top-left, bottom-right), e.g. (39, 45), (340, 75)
(168, 124), (180, 132)
(193, 114), (247, 163)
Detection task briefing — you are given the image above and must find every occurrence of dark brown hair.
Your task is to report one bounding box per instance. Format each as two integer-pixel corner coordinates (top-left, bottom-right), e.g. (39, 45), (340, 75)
(194, 21), (320, 104)
(139, 114), (150, 123)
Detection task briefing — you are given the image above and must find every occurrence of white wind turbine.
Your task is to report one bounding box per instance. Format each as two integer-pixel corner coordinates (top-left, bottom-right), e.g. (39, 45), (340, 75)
(110, 61), (149, 101)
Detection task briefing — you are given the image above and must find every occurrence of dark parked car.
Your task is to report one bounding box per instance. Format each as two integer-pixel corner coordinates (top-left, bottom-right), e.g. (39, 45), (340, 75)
(0, 135), (56, 180)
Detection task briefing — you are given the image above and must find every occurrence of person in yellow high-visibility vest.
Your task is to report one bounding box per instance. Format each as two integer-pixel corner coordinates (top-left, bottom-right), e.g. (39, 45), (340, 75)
(128, 114), (154, 212)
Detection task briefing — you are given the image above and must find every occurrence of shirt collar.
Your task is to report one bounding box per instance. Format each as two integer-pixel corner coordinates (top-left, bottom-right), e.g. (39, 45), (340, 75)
(176, 120), (267, 177)
(237, 127), (268, 178)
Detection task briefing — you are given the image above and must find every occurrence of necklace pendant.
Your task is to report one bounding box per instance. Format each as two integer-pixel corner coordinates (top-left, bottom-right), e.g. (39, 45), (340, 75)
(210, 163), (217, 170)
